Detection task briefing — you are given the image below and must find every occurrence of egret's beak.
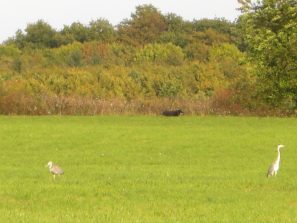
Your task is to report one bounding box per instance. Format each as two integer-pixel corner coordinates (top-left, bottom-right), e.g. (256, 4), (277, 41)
(45, 164), (48, 168)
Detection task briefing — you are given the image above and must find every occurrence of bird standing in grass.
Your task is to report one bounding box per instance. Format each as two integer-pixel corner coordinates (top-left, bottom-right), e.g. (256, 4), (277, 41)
(46, 161), (64, 180)
(267, 145), (284, 178)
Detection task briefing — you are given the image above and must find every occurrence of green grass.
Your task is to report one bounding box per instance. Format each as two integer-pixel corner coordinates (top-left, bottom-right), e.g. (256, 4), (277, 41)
(1, 116), (297, 222)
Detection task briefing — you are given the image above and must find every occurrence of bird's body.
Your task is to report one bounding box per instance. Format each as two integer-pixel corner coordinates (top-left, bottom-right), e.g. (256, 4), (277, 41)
(47, 161), (64, 179)
(267, 145), (284, 177)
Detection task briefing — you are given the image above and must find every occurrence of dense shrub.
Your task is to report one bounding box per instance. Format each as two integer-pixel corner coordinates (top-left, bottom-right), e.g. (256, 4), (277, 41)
(135, 43), (184, 66)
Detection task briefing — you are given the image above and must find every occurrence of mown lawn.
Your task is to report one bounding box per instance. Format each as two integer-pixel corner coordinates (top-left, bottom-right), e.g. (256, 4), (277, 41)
(1, 116), (297, 222)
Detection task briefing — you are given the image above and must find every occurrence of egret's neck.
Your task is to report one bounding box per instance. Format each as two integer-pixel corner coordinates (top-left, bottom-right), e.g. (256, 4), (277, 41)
(276, 149), (281, 163)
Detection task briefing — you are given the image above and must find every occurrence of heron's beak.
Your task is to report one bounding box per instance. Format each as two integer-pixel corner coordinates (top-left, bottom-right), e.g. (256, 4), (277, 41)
(44, 164), (48, 168)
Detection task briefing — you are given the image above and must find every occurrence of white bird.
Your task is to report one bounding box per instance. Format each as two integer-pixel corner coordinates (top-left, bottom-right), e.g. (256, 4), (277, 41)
(267, 144), (285, 178)
(46, 161), (64, 180)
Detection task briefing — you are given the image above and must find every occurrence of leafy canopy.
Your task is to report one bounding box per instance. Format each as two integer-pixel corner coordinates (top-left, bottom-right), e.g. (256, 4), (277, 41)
(238, 0), (297, 107)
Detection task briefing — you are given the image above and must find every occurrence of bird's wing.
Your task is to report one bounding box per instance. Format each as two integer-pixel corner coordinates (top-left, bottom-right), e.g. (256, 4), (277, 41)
(51, 165), (64, 174)
(267, 163), (274, 176)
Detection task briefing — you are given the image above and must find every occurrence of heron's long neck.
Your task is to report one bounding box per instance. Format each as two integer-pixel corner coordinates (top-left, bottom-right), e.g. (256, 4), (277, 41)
(276, 149), (281, 163)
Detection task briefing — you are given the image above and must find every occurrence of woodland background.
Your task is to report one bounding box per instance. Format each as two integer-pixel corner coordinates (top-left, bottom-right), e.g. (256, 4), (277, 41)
(0, 1), (296, 115)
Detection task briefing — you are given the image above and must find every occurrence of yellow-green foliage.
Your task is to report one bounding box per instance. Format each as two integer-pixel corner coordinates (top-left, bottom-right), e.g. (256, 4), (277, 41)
(0, 45), (22, 72)
(0, 45), (21, 57)
(135, 43), (184, 66)
(0, 41), (255, 114)
(53, 42), (83, 67)
(0, 6), (262, 114)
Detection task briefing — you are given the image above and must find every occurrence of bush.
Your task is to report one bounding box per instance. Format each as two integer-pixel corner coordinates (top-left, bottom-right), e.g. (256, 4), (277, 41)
(53, 42), (83, 67)
(135, 43), (184, 65)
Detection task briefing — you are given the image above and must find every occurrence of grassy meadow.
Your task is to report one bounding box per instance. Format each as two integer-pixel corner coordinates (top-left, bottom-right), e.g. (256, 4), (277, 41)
(1, 115), (297, 222)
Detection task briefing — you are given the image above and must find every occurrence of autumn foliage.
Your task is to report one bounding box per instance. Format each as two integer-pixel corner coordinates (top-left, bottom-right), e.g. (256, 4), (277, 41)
(0, 3), (295, 115)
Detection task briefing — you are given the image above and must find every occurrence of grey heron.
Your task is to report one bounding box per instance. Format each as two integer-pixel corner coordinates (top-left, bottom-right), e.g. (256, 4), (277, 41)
(46, 161), (64, 180)
(267, 144), (284, 178)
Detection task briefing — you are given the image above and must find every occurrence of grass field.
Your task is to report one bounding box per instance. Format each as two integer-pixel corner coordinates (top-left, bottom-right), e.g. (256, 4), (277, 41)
(1, 116), (297, 222)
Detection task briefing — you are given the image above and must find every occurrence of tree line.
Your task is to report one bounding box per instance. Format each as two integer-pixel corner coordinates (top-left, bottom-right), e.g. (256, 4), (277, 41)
(0, 1), (296, 115)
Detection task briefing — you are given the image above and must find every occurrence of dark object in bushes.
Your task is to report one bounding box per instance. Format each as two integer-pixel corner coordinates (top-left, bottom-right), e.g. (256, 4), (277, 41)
(162, 109), (184, 116)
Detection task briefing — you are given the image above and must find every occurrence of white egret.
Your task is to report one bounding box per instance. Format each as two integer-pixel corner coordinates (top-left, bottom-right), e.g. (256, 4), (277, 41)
(267, 145), (285, 177)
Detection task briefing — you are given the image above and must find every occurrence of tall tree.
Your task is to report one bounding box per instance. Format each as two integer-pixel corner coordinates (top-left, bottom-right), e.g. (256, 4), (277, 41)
(23, 20), (58, 48)
(159, 13), (193, 48)
(193, 18), (235, 36)
(118, 4), (167, 46)
(8, 29), (26, 49)
(89, 19), (116, 42)
(239, 0), (297, 108)
(61, 22), (90, 43)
